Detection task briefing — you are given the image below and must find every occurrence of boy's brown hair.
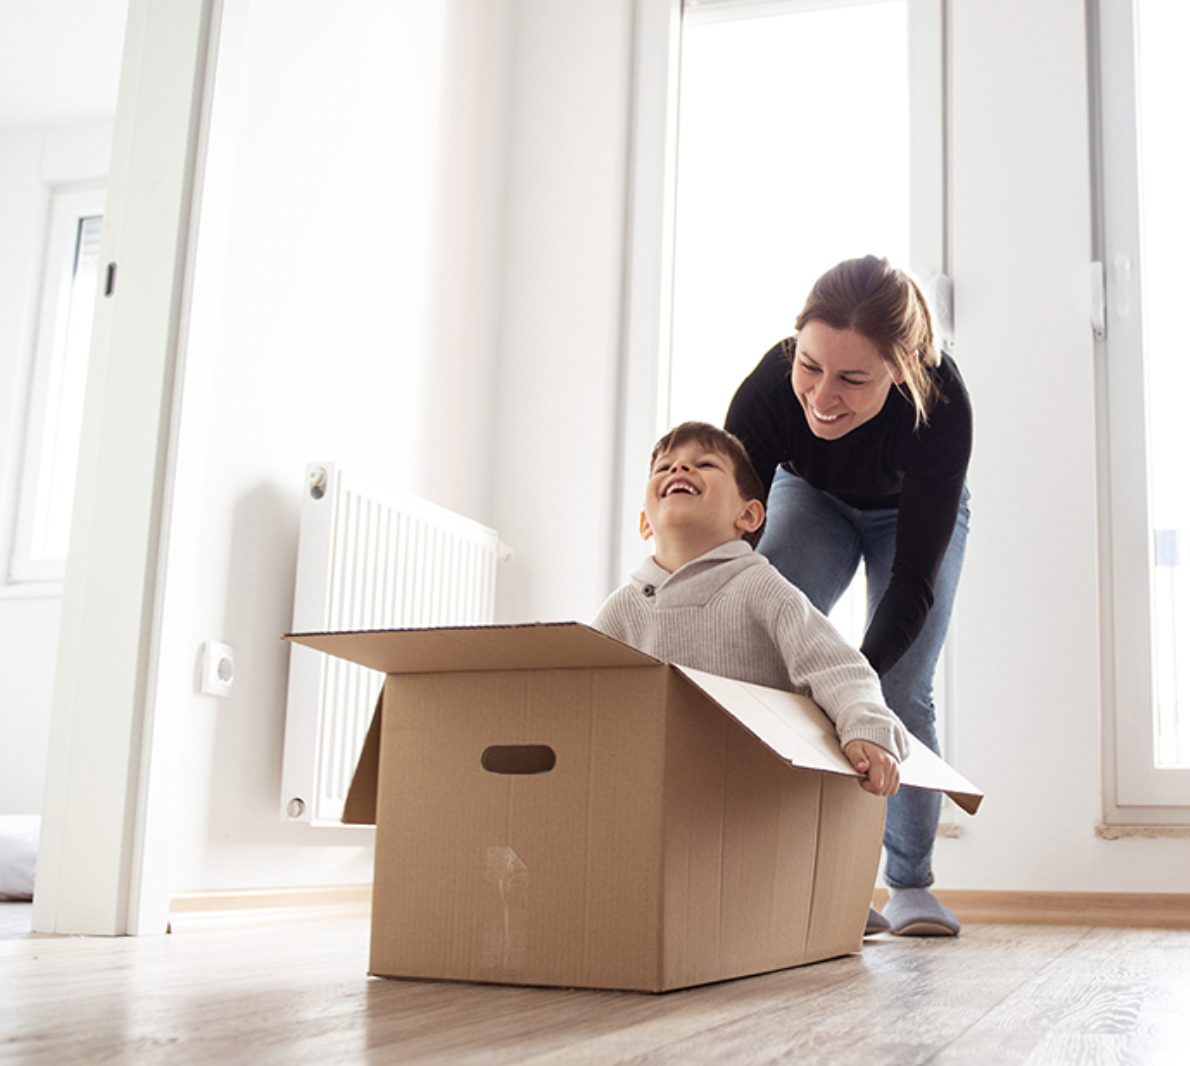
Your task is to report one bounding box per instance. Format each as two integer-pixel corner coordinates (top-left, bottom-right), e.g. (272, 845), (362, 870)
(650, 421), (767, 547)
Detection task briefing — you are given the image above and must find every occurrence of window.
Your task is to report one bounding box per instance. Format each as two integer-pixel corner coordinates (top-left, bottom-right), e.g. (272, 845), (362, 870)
(10, 186), (104, 584)
(1094, 0), (1190, 815)
(664, 0), (943, 650)
(667, 0), (912, 428)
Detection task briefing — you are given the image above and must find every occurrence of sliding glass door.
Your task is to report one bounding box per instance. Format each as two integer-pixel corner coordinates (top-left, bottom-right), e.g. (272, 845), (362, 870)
(1095, 0), (1190, 815)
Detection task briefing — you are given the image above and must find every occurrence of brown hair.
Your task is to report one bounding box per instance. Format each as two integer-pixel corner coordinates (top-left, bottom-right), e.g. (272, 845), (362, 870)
(795, 255), (941, 428)
(650, 421), (766, 547)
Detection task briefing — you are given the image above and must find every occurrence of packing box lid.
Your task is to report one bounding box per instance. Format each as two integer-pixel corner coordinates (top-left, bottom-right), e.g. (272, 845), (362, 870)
(286, 621), (658, 674)
(285, 622), (984, 816)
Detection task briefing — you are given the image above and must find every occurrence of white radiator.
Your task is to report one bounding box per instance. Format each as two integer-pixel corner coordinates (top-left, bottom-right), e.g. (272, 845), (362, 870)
(281, 462), (502, 826)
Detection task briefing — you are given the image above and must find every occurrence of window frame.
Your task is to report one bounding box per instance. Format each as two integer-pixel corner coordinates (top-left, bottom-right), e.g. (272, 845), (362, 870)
(1091, 0), (1190, 820)
(9, 183), (105, 586)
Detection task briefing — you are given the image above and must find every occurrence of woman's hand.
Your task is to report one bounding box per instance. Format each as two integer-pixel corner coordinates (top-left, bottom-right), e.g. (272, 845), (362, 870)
(843, 739), (901, 796)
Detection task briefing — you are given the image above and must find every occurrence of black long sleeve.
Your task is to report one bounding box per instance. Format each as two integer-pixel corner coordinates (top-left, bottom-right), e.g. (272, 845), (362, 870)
(726, 339), (973, 676)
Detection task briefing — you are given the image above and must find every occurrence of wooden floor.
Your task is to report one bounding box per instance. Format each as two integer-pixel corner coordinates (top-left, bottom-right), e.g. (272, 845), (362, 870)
(3, 902), (1189, 1065)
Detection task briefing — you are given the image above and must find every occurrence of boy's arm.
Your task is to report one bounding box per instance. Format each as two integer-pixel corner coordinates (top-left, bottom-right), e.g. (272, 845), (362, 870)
(774, 595), (910, 761)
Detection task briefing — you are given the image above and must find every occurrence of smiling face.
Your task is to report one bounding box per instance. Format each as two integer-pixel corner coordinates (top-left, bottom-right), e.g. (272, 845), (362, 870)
(640, 439), (764, 571)
(792, 320), (902, 440)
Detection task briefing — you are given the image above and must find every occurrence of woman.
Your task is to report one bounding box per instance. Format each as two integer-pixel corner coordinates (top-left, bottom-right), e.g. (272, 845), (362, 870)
(725, 255), (972, 937)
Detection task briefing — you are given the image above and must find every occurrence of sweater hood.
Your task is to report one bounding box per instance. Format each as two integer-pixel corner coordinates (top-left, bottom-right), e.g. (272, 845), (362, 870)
(630, 540), (766, 608)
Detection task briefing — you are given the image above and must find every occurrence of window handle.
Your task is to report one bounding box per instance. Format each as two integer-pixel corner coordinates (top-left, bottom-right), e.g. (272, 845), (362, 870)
(1090, 261), (1106, 340)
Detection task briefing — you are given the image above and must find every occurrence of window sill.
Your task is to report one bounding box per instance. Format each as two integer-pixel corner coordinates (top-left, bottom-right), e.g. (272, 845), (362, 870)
(1096, 822), (1190, 840)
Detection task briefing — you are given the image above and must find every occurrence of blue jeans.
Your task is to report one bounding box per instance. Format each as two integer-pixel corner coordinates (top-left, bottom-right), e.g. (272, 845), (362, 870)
(758, 467), (971, 889)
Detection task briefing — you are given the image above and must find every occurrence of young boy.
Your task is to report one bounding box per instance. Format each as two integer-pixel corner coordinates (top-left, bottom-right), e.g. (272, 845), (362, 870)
(594, 420), (908, 796)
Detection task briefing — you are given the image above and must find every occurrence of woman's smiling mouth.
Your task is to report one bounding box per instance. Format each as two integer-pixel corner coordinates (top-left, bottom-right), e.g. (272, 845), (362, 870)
(808, 404), (846, 424)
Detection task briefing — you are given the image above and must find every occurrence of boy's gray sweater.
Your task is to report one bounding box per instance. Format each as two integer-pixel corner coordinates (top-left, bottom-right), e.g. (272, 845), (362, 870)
(593, 540), (909, 759)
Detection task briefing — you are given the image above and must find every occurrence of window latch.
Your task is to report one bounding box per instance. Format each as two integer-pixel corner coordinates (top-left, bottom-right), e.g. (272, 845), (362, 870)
(1090, 260), (1106, 340)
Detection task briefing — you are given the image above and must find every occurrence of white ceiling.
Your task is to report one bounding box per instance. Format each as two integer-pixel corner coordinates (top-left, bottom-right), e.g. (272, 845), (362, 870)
(0, 0), (129, 128)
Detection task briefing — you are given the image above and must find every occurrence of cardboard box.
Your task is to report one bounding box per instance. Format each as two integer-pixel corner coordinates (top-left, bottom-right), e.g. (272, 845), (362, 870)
(286, 622), (982, 993)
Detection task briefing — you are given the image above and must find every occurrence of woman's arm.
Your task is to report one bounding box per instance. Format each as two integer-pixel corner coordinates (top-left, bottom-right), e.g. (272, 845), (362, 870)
(860, 374), (972, 675)
(859, 470), (964, 675)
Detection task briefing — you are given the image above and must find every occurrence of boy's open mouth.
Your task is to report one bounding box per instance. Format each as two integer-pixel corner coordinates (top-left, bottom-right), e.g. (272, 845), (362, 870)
(661, 477), (699, 498)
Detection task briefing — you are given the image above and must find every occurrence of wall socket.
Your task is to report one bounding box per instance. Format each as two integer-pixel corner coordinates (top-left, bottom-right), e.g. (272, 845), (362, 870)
(199, 641), (236, 698)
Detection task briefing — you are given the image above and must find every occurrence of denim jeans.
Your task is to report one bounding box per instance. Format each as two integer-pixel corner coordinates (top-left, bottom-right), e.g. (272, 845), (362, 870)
(757, 466), (971, 889)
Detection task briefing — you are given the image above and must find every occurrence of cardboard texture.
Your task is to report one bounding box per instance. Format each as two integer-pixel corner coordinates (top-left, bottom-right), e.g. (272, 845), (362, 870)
(286, 622), (983, 993)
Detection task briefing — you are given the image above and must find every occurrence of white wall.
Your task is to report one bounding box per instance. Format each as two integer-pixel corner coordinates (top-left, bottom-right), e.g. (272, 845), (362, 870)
(156, 0), (514, 891)
(0, 0), (127, 127)
(0, 591), (59, 813)
(935, 0), (1184, 893)
(0, 121), (112, 815)
(155, 0), (638, 893)
(491, 0), (635, 625)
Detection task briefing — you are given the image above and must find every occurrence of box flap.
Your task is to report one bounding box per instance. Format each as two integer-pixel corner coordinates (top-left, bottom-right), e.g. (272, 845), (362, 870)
(341, 692), (383, 825)
(674, 666), (983, 814)
(285, 622), (661, 674)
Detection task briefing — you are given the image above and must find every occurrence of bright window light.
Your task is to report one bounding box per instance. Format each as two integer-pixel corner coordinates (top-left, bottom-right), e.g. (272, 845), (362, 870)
(10, 188), (103, 582)
(668, 0), (910, 642)
(668, 0), (910, 429)
(1136, 0), (1190, 767)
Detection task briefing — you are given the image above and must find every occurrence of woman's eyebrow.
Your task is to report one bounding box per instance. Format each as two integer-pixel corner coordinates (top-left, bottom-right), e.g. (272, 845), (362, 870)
(800, 351), (872, 378)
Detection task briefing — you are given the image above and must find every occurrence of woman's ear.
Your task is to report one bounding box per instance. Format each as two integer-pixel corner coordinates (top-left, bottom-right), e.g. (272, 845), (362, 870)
(639, 510), (654, 541)
(735, 499), (765, 537)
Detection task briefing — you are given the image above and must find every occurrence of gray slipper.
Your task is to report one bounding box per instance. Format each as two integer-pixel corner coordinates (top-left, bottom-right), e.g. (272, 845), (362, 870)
(864, 905), (891, 935)
(882, 888), (960, 937)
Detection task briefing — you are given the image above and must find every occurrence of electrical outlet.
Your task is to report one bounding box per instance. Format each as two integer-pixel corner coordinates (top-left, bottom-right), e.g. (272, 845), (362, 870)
(199, 641), (235, 698)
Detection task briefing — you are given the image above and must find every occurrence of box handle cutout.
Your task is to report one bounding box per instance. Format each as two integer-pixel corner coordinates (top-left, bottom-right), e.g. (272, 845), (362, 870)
(481, 745), (556, 775)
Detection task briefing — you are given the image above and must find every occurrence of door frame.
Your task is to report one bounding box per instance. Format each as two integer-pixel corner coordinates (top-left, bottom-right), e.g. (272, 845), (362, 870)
(32, 0), (220, 935)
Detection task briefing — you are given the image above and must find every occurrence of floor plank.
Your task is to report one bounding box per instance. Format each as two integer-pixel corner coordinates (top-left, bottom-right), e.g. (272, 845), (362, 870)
(933, 927), (1190, 1066)
(3, 905), (1190, 1065)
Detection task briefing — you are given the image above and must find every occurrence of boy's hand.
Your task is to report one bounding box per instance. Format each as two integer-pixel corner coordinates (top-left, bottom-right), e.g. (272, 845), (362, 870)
(843, 740), (901, 796)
